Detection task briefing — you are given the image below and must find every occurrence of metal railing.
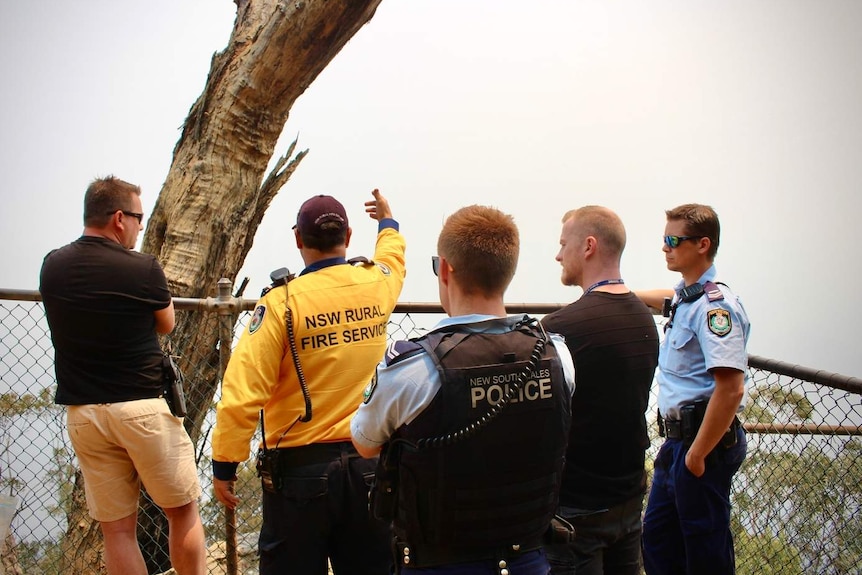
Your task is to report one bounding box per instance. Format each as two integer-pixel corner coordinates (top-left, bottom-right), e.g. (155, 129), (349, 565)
(1, 286), (861, 575)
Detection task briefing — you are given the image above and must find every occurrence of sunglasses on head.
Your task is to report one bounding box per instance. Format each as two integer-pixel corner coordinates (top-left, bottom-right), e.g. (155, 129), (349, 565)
(663, 235), (702, 249)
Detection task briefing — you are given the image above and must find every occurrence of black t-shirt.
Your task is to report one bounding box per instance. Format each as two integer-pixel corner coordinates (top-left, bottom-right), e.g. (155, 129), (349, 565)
(40, 236), (172, 405)
(542, 291), (659, 509)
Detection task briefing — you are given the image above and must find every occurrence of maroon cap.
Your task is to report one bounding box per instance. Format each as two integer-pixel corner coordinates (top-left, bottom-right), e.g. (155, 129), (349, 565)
(295, 195), (348, 236)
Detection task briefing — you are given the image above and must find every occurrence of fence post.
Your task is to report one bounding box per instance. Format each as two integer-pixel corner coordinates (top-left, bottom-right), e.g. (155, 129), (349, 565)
(216, 277), (239, 575)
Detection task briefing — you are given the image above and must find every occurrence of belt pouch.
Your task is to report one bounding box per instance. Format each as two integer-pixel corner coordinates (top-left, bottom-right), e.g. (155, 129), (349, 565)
(256, 449), (282, 492)
(680, 404), (697, 445)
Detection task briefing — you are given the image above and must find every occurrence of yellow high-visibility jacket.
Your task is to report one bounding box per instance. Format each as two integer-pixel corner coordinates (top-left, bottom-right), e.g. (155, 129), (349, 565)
(212, 226), (406, 468)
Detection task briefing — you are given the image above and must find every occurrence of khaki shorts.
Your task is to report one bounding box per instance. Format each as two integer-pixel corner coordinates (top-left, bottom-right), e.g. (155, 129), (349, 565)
(66, 398), (202, 522)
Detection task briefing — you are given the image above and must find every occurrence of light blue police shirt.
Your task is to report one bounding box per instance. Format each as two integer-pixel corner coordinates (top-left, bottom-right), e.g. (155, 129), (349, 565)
(658, 265), (751, 420)
(351, 314), (575, 450)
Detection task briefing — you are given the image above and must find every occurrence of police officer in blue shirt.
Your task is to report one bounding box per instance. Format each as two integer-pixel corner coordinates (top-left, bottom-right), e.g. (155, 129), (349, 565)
(636, 204), (751, 575)
(351, 205), (576, 575)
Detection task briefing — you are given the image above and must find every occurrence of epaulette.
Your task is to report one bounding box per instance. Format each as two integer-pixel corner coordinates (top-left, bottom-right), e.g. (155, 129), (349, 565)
(348, 256), (392, 276)
(385, 339), (424, 366)
(703, 281), (724, 303)
(677, 281), (725, 306)
(348, 256), (373, 266)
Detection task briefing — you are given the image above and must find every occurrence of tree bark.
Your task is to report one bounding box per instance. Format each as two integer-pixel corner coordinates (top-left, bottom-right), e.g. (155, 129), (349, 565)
(144, 0), (383, 443)
(60, 470), (105, 575)
(2, 532), (24, 575)
(65, 1), (384, 573)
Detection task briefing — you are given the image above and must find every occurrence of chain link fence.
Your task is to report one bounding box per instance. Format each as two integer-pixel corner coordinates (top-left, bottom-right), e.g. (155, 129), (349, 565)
(1, 289), (861, 575)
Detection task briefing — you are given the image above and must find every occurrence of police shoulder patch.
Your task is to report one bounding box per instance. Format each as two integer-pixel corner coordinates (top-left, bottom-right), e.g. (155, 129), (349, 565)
(707, 308), (732, 337)
(249, 305), (266, 334)
(362, 370), (378, 404)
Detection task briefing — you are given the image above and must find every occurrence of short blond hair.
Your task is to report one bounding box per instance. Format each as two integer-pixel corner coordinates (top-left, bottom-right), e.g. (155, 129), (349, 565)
(437, 205), (519, 295)
(562, 205), (626, 259)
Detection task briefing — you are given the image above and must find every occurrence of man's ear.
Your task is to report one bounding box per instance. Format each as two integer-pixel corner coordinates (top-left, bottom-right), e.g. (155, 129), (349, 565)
(439, 255), (452, 287)
(697, 236), (711, 255)
(294, 227), (303, 249)
(344, 227), (352, 249)
(584, 235), (597, 257)
(106, 210), (122, 228)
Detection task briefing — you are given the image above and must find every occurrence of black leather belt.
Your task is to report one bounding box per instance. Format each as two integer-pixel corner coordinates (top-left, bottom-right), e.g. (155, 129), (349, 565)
(659, 415), (740, 443)
(267, 441), (359, 468)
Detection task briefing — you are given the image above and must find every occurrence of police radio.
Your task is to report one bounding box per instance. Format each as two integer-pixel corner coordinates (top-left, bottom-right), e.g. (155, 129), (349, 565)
(269, 267), (294, 288)
(262, 267), (311, 423)
(256, 409), (282, 492)
(270, 268), (312, 423)
(254, 267), (314, 494)
(162, 352), (187, 418)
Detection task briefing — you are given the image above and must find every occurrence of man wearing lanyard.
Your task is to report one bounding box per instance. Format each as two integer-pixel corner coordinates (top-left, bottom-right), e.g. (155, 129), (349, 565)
(637, 203), (751, 575)
(543, 205), (659, 575)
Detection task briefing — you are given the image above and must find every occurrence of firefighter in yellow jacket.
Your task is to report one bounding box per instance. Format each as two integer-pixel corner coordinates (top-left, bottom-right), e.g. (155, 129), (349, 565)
(212, 189), (406, 575)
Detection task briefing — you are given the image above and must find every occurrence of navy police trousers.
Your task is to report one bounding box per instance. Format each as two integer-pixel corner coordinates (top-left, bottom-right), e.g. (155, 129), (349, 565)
(642, 427), (746, 575)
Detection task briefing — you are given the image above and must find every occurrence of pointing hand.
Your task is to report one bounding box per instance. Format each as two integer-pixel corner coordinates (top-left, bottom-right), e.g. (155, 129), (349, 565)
(365, 189), (393, 221)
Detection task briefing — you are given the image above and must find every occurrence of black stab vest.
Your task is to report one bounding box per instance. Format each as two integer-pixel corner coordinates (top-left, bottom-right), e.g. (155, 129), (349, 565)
(390, 321), (572, 564)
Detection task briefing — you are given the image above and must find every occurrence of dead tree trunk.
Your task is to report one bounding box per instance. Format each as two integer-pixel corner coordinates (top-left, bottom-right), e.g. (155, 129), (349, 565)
(146, 0), (384, 444)
(2, 532), (24, 575)
(60, 470), (105, 575)
(66, 1), (384, 573)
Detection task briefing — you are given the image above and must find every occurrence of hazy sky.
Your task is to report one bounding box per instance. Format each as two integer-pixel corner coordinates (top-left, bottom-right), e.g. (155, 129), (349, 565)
(1, 1), (860, 376)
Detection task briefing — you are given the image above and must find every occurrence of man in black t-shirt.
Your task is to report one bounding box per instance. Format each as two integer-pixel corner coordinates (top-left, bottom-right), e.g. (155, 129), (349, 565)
(542, 205), (659, 575)
(40, 176), (205, 575)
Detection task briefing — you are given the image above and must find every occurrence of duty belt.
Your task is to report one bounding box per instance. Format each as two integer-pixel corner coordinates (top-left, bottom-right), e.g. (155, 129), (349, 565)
(270, 441), (360, 468)
(393, 538), (543, 571)
(658, 413), (741, 445)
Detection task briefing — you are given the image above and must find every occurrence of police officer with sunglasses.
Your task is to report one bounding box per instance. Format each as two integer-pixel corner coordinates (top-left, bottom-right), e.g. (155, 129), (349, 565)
(636, 204), (751, 575)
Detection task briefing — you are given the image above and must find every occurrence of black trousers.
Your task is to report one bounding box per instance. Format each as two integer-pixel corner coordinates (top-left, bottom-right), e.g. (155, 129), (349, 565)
(545, 492), (644, 575)
(258, 442), (393, 575)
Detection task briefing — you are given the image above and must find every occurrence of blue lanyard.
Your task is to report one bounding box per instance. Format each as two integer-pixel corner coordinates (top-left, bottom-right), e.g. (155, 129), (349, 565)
(585, 278), (625, 294)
